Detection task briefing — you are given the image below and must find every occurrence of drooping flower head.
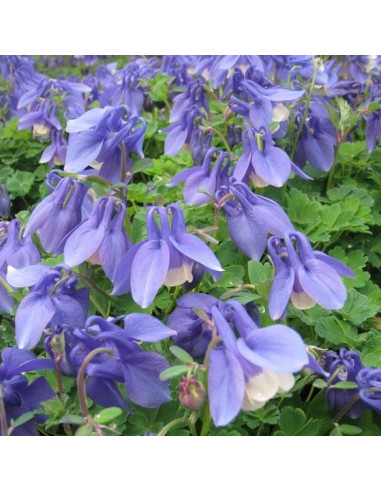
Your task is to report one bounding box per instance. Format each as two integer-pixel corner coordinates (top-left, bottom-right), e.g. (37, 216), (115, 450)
(113, 203), (223, 308)
(64, 105), (147, 183)
(0, 347), (54, 436)
(268, 231), (355, 319)
(207, 300), (308, 426)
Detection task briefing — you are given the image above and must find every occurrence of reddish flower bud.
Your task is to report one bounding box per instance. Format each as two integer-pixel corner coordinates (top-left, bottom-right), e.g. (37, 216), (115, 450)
(179, 375), (206, 412)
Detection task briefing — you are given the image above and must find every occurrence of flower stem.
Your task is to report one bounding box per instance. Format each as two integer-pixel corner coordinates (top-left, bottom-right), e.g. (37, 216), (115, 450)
(0, 389), (9, 437)
(157, 417), (190, 436)
(76, 347), (114, 436)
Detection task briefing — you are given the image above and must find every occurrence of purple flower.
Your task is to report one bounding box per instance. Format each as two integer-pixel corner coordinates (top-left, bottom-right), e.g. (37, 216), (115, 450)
(113, 204), (223, 308)
(0, 219), (41, 270)
(322, 349), (381, 419)
(293, 103), (337, 172)
(0, 347), (54, 436)
(268, 232), (354, 319)
(168, 147), (230, 206)
(15, 265), (89, 349)
(64, 105), (146, 183)
(24, 177), (88, 254)
(167, 293), (223, 359)
(218, 180), (294, 260)
(52, 314), (175, 410)
(208, 301), (308, 426)
(39, 129), (67, 166)
(64, 196), (132, 280)
(233, 127), (310, 187)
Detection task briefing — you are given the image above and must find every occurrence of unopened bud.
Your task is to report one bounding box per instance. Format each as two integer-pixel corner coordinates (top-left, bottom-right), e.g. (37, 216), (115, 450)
(179, 375), (206, 412)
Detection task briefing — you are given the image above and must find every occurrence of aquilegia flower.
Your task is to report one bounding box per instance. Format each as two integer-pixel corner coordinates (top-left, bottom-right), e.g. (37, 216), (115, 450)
(168, 147), (230, 206)
(113, 203), (223, 308)
(15, 265), (89, 349)
(45, 314), (175, 410)
(207, 300), (308, 426)
(0, 184), (10, 218)
(268, 231), (354, 319)
(232, 126), (310, 187)
(64, 196), (132, 280)
(64, 105), (146, 183)
(322, 348), (381, 419)
(217, 180), (294, 260)
(0, 347), (54, 436)
(24, 176), (88, 254)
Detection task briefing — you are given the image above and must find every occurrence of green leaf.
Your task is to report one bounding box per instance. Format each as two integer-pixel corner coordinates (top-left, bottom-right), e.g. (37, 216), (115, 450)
(60, 415), (86, 426)
(6, 170), (35, 197)
(338, 424), (362, 435)
(11, 411), (35, 428)
(93, 407), (123, 425)
(313, 379), (327, 389)
(278, 406), (320, 436)
(131, 158), (153, 175)
(362, 334), (381, 367)
(159, 365), (189, 381)
(247, 260), (273, 285)
(332, 381), (358, 389)
(169, 345), (194, 363)
(75, 424), (94, 436)
(339, 289), (379, 324)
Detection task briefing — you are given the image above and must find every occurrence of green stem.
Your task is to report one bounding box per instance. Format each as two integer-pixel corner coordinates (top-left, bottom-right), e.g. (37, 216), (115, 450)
(75, 273), (114, 302)
(157, 417), (190, 437)
(331, 394), (361, 425)
(90, 293), (108, 318)
(0, 389), (9, 437)
(200, 403), (211, 437)
(120, 141), (126, 185)
(76, 347), (114, 436)
(211, 127), (231, 152)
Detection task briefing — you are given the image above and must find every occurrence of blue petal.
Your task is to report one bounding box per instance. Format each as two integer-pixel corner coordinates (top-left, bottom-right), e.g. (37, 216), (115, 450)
(268, 266), (295, 320)
(164, 127), (188, 156)
(86, 376), (130, 411)
(237, 325), (308, 372)
(208, 347), (245, 427)
(6, 264), (50, 288)
(122, 352), (171, 407)
(123, 313), (175, 341)
(297, 259), (347, 309)
(66, 108), (108, 133)
(16, 293), (55, 349)
(169, 233), (223, 272)
(112, 242), (144, 295)
(65, 132), (104, 173)
(130, 240), (170, 308)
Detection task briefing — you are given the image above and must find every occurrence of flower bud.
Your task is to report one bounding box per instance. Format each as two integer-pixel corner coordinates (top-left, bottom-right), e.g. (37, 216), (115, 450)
(179, 375), (206, 412)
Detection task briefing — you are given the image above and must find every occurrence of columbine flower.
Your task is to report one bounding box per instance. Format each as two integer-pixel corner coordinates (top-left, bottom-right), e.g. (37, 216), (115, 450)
(208, 301), (308, 426)
(113, 204), (223, 308)
(233, 127), (310, 187)
(0, 347), (54, 436)
(229, 79), (304, 131)
(322, 348), (381, 419)
(217, 180), (294, 260)
(64, 196), (132, 280)
(293, 102), (337, 172)
(50, 314), (175, 410)
(167, 293), (223, 358)
(64, 105), (146, 182)
(15, 265), (89, 349)
(168, 147), (230, 206)
(0, 219), (41, 270)
(268, 232), (354, 319)
(24, 177), (88, 254)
